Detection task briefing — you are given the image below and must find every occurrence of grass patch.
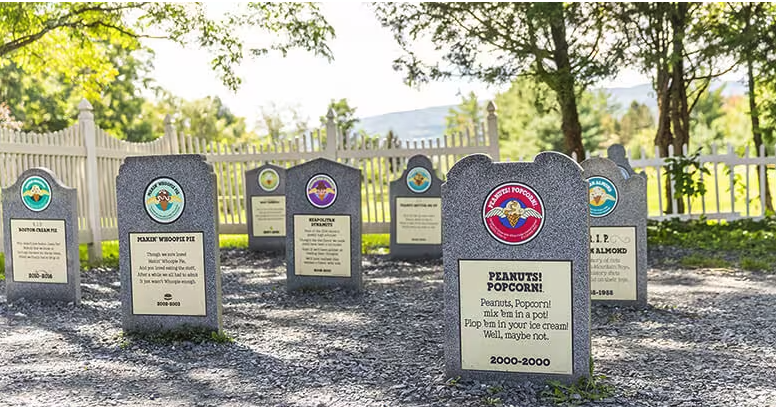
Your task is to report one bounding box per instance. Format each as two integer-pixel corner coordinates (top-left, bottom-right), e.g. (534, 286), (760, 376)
(541, 359), (614, 405)
(741, 256), (773, 272)
(649, 217), (776, 272)
(219, 234), (249, 249)
(120, 326), (234, 347)
(0, 253), (4, 280)
(679, 254), (731, 269)
(363, 233), (389, 254)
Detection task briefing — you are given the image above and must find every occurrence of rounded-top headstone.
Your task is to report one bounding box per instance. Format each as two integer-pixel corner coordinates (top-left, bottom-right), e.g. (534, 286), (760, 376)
(581, 156), (648, 308)
(285, 158), (362, 292)
(389, 154), (443, 259)
(245, 163), (286, 252)
(2, 167), (80, 304)
(116, 154), (222, 334)
(606, 144), (639, 179)
(442, 152), (591, 384)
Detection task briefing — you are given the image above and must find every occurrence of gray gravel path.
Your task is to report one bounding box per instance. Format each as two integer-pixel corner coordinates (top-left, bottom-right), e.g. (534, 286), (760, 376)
(1, 249), (775, 407)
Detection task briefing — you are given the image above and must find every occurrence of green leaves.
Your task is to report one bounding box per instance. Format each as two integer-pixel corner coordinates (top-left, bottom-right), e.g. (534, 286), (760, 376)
(664, 148), (710, 200)
(0, 3), (335, 94)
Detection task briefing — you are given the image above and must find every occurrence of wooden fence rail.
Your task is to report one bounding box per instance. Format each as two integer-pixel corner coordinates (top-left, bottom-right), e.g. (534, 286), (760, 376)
(2, 98), (775, 262)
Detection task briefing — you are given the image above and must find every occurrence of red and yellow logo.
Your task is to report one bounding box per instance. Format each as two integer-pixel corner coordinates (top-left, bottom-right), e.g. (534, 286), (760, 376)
(482, 183), (545, 245)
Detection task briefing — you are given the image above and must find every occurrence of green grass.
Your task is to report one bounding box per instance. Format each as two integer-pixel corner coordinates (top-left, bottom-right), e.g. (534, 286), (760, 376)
(679, 253), (731, 269)
(649, 217), (776, 271)
(541, 359), (614, 405)
(363, 233), (389, 254)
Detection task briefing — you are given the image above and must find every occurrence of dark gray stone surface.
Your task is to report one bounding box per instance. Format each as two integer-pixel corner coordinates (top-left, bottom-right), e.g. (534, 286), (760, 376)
(442, 152), (590, 384)
(607, 144), (640, 179)
(581, 157), (648, 308)
(389, 154), (443, 259)
(117, 154), (222, 333)
(286, 158), (362, 292)
(245, 163), (286, 252)
(3, 167), (80, 304)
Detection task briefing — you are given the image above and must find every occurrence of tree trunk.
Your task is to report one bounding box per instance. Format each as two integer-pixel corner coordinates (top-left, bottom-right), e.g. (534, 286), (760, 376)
(668, 2), (688, 214)
(549, 5), (585, 161)
(655, 63), (674, 214)
(747, 52), (774, 214)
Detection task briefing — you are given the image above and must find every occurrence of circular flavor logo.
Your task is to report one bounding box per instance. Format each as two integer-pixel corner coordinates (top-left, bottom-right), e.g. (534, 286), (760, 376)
(482, 183), (545, 245)
(306, 174), (337, 208)
(144, 177), (185, 224)
(406, 166), (432, 193)
(21, 175), (52, 212)
(588, 176), (618, 217)
(258, 168), (280, 192)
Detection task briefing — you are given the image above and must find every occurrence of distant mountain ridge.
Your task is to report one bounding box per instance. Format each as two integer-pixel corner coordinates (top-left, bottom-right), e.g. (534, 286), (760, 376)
(355, 80), (747, 140)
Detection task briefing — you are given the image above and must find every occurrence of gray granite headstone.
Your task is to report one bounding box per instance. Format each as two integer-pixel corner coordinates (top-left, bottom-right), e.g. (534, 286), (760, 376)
(117, 154), (222, 334)
(443, 152), (590, 384)
(389, 154), (443, 260)
(2, 167), (80, 304)
(245, 163), (286, 252)
(581, 157), (648, 308)
(286, 158), (362, 292)
(607, 144), (639, 179)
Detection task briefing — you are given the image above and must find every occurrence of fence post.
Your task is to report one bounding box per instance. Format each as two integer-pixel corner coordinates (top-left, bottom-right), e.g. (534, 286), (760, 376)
(79, 99), (102, 262)
(164, 114), (180, 154)
(486, 101), (500, 161)
(325, 108), (337, 160)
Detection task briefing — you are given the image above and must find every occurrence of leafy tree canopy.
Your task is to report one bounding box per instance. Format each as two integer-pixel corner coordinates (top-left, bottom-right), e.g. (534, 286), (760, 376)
(0, 2), (335, 99)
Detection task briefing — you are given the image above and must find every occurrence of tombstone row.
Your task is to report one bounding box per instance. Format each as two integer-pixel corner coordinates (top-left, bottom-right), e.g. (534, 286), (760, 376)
(2, 146), (646, 385)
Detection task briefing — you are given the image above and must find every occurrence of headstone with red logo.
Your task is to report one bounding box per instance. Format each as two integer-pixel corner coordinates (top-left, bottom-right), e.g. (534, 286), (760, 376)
(285, 158), (362, 292)
(442, 152), (590, 384)
(117, 154), (222, 334)
(581, 156), (647, 308)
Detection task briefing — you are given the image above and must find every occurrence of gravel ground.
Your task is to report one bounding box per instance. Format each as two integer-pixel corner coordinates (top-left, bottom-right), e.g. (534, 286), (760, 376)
(1, 248), (775, 407)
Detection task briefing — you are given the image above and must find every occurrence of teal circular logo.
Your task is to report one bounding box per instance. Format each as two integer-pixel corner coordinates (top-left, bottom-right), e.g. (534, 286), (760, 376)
(406, 167), (432, 193)
(588, 176), (618, 218)
(144, 177), (185, 224)
(21, 175), (52, 212)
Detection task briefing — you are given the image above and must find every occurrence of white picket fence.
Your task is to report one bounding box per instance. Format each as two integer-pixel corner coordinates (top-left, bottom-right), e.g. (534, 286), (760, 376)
(0, 99), (499, 261)
(580, 143), (776, 221)
(2, 98), (775, 261)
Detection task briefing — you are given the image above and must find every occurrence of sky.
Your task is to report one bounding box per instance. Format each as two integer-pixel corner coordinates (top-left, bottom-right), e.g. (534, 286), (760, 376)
(141, 2), (656, 129)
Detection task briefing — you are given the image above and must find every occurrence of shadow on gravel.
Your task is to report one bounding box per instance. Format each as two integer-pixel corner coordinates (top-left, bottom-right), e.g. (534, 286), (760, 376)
(591, 286), (776, 406)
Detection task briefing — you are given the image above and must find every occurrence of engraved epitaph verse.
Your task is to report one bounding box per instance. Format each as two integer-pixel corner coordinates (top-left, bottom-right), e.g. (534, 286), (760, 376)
(10, 219), (67, 283)
(396, 197), (442, 244)
(252, 196), (286, 237)
(130, 232), (206, 316)
(459, 260), (572, 374)
(590, 226), (637, 300)
(294, 215), (351, 277)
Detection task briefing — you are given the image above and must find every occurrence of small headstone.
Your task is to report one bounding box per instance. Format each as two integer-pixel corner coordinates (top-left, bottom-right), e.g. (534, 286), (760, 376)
(389, 154), (443, 259)
(607, 144), (638, 179)
(2, 168), (80, 304)
(244, 164), (286, 252)
(286, 158), (362, 292)
(581, 157), (648, 308)
(443, 152), (591, 384)
(117, 154), (222, 334)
